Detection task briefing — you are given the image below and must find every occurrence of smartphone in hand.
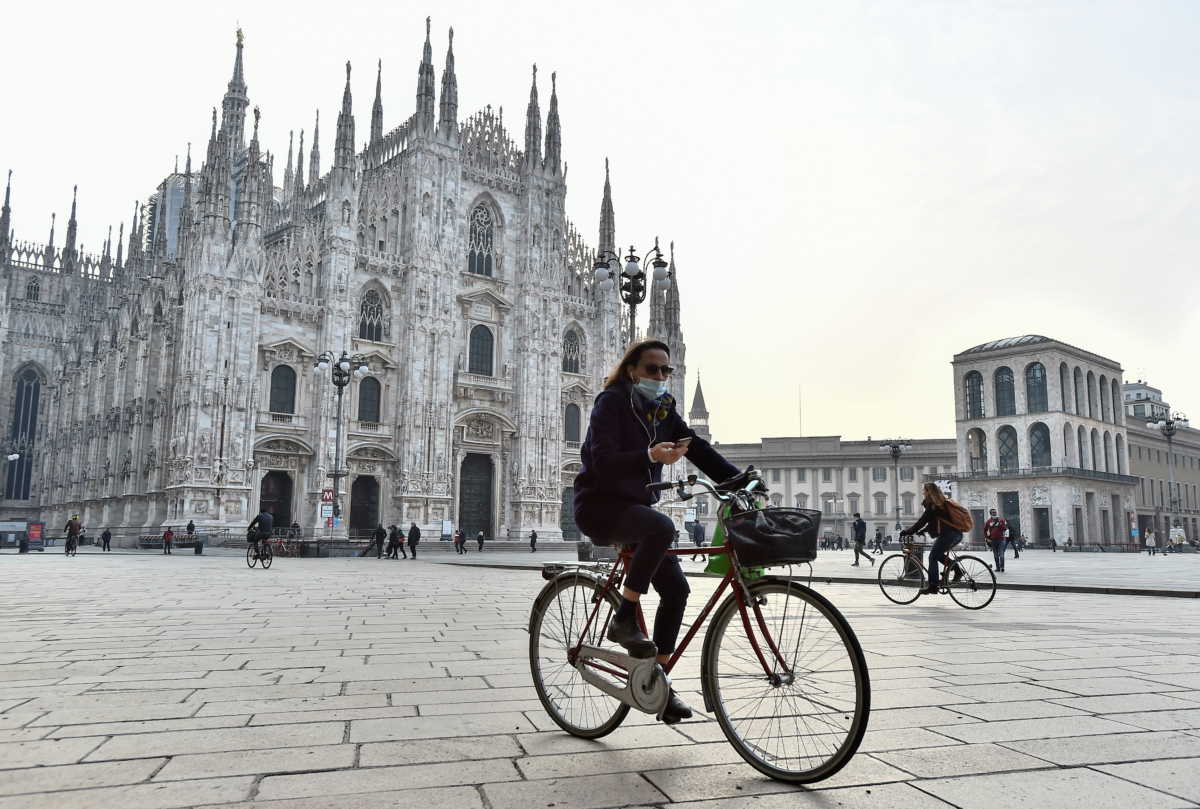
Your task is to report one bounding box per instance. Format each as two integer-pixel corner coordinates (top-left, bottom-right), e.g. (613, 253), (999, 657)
(674, 437), (693, 449)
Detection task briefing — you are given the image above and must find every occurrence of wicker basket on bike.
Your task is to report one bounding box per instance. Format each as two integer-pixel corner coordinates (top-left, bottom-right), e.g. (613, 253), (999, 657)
(725, 506), (821, 567)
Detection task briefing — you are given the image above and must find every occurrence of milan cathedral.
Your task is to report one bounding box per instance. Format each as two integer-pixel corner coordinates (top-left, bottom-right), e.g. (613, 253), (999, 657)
(0, 21), (687, 542)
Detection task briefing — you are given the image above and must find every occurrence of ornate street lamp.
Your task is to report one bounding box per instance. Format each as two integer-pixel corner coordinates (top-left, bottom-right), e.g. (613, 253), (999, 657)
(593, 238), (670, 343)
(1146, 412), (1187, 529)
(879, 440), (912, 534)
(313, 351), (371, 527)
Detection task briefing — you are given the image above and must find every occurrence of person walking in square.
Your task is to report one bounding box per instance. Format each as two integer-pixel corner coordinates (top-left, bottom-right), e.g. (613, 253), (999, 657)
(407, 522), (420, 559)
(872, 528), (884, 554)
(101, 527), (112, 552)
(162, 526), (174, 554)
(1145, 531), (1157, 556)
(529, 530), (538, 553)
(850, 513), (874, 567)
(372, 524), (386, 559)
(1004, 526), (1020, 560)
(476, 529), (485, 552)
(385, 525), (400, 559)
(983, 509), (1007, 572)
(690, 522), (708, 561)
(453, 527), (465, 554)
(186, 519), (196, 545)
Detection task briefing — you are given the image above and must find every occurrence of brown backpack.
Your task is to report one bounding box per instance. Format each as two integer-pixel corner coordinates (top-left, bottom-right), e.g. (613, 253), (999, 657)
(943, 500), (974, 533)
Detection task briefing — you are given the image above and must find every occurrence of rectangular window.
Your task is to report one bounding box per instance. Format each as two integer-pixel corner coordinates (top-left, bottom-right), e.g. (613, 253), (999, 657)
(872, 467), (887, 482)
(900, 466), (914, 482)
(796, 468), (806, 482)
(771, 469), (781, 483)
(848, 468), (858, 482)
(822, 468), (832, 483)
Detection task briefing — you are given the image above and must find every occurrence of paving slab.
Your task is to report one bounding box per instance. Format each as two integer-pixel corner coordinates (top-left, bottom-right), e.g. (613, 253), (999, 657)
(916, 767), (1188, 809)
(1004, 729), (1200, 765)
(255, 757), (520, 800)
(1097, 757), (1200, 804)
(482, 772), (668, 809)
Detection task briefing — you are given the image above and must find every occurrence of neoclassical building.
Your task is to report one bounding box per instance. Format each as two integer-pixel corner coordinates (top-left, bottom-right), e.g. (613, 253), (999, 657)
(0, 23), (688, 542)
(942, 336), (1138, 546)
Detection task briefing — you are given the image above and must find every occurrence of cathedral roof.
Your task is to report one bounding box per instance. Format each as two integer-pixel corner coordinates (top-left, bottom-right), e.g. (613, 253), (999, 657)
(959, 335), (1052, 355)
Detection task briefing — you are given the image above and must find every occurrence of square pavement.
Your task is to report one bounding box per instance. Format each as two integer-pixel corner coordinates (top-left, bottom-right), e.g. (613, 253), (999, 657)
(0, 551), (1198, 808)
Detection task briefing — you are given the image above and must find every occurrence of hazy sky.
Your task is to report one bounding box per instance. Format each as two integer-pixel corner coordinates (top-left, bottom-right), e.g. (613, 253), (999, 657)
(4, 1), (1198, 443)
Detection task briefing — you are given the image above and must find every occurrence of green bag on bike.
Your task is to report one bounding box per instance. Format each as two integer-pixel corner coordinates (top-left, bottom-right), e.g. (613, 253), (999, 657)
(704, 502), (765, 579)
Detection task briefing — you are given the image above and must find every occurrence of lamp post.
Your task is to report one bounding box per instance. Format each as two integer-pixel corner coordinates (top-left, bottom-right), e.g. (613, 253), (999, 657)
(593, 238), (670, 343)
(313, 351), (371, 533)
(879, 440), (912, 535)
(1146, 412), (1187, 532)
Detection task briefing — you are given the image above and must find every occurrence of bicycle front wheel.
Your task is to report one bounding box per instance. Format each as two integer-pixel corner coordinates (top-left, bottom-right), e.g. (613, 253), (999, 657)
(877, 553), (923, 604)
(245, 546), (257, 568)
(260, 543), (274, 569)
(529, 573), (630, 739)
(945, 555), (996, 610)
(701, 579), (870, 783)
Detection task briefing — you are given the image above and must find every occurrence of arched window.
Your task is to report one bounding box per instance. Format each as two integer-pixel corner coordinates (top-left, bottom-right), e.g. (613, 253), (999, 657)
(564, 403), (581, 443)
(963, 371), (984, 419)
(1063, 422), (1074, 466)
(562, 329), (582, 374)
(967, 428), (988, 473)
(1099, 375), (1110, 422)
(873, 492), (887, 515)
(153, 302), (164, 323)
(994, 367), (1016, 417)
(358, 377), (381, 423)
(269, 365), (297, 414)
(4, 368), (40, 500)
(997, 425), (1019, 471)
(468, 325), (494, 376)
(1086, 371), (1096, 418)
(1103, 431), (1113, 472)
(1090, 428), (1100, 471)
(795, 493), (809, 509)
(1029, 422), (1051, 468)
(1025, 362), (1048, 413)
(467, 205), (494, 276)
(1059, 362), (1071, 412)
(358, 289), (386, 342)
(1078, 425), (1088, 469)
(1074, 367), (1084, 414)
(1111, 383), (1122, 427)
(25, 278), (39, 301)
(1115, 434), (1125, 474)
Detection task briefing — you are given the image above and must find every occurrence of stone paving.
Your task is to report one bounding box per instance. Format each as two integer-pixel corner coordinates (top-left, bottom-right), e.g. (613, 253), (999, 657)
(1, 552), (1198, 808)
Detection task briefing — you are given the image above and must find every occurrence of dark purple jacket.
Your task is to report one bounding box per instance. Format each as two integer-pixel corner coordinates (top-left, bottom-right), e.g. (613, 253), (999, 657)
(573, 380), (737, 523)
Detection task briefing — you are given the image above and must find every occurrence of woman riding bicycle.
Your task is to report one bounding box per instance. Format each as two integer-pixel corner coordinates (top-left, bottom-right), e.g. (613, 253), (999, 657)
(573, 339), (739, 724)
(899, 482), (964, 595)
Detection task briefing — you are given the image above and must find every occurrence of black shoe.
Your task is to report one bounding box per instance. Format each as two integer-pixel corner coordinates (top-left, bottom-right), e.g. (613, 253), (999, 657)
(660, 689), (693, 724)
(921, 587), (940, 596)
(851, 563), (859, 567)
(606, 613), (656, 658)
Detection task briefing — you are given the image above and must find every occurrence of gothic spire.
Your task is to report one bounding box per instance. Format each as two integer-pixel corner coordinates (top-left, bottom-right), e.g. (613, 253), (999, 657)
(335, 61), (356, 170)
(307, 109), (321, 183)
(220, 28), (250, 154)
(689, 373), (709, 421)
(114, 221), (124, 270)
(524, 64), (541, 170)
(0, 170), (12, 253)
(370, 59), (384, 144)
(438, 27), (458, 138)
(295, 129), (305, 192)
(43, 212), (56, 268)
(283, 130), (295, 196)
(416, 16), (437, 133)
(63, 185), (79, 271)
(100, 225), (113, 278)
(599, 158), (615, 255)
(544, 71), (561, 174)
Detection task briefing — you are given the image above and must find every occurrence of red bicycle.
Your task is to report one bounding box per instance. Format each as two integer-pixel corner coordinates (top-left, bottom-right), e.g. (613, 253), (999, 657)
(529, 470), (870, 783)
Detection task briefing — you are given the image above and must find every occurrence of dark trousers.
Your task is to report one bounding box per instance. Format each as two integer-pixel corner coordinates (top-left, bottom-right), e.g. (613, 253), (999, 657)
(477, 538), (484, 551)
(1005, 538), (1019, 558)
(163, 540), (172, 554)
(928, 531), (964, 587)
(578, 502), (690, 655)
(530, 537), (537, 552)
(991, 539), (1005, 570)
(852, 542), (872, 565)
(409, 540), (418, 558)
(102, 538), (110, 551)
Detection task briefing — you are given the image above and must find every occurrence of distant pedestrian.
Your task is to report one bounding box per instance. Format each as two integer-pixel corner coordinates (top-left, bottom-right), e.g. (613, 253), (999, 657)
(476, 530), (485, 552)
(101, 528), (112, 552)
(453, 528), (466, 554)
(872, 529), (884, 554)
(529, 530), (538, 553)
(162, 526), (174, 555)
(288, 521), (301, 540)
(690, 522), (707, 561)
(1145, 532), (1157, 556)
(385, 525), (401, 559)
(984, 509), (1008, 572)
(372, 524), (386, 559)
(850, 513), (874, 567)
(1004, 527), (1020, 560)
(186, 519), (196, 543)
(407, 522), (421, 559)
(1050, 537), (1057, 552)
(64, 515), (82, 556)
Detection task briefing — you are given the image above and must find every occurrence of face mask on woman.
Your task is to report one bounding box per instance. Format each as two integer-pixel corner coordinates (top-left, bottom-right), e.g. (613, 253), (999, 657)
(635, 378), (669, 399)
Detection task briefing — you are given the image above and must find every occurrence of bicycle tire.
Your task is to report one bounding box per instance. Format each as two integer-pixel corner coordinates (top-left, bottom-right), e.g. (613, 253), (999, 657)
(945, 555), (996, 610)
(246, 546), (257, 568)
(528, 573), (630, 739)
(260, 543), (274, 569)
(701, 578), (870, 783)
(877, 554), (923, 604)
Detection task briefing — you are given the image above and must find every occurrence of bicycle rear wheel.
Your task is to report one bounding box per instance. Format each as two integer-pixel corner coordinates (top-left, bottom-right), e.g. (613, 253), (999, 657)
(945, 555), (996, 610)
(245, 546), (257, 568)
(701, 579), (870, 783)
(259, 543), (274, 569)
(877, 553), (923, 604)
(529, 573), (630, 739)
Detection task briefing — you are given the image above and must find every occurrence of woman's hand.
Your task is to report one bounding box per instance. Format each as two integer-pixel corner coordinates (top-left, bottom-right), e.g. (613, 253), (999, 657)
(649, 441), (689, 464)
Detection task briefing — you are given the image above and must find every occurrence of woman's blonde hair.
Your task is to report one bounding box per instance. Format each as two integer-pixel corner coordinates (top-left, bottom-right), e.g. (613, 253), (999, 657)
(922, 482), (947, 508)
(603, 339), (670, 389)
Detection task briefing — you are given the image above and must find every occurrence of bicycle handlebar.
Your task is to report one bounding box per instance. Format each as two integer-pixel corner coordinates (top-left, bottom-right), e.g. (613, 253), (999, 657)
(644, 468), (767, 505)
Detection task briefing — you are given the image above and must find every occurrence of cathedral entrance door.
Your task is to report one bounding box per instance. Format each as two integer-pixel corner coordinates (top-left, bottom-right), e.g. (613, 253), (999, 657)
(349, 476), (380, 539)
(259, 471), (293, 528)
(459, 454), (493, 540)
(560, 487), (579, 540)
